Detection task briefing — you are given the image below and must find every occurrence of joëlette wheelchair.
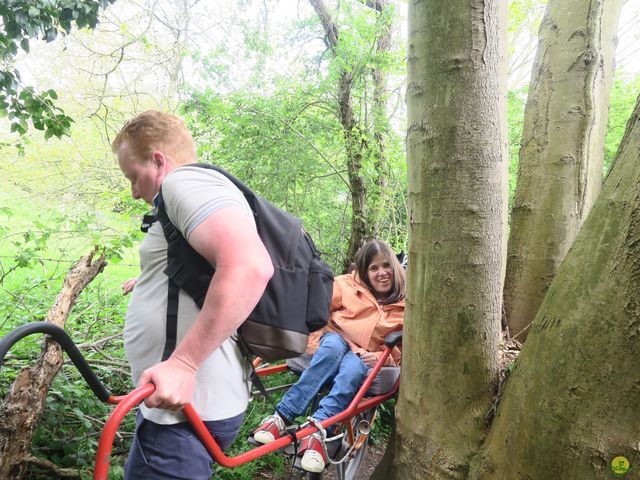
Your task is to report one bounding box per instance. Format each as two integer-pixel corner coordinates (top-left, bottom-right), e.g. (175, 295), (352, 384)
(0, 322), (401, 480)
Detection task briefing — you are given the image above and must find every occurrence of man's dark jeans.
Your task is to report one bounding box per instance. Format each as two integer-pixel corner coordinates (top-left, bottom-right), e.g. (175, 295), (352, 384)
(124, 410), (244, 479)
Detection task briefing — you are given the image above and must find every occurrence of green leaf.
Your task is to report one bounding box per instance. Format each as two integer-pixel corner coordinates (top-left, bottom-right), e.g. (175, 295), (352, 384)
(8, 41), (18, 56)
(45, 27), (57, 42)
(72, 407), (85, 418)
(19, 38), (29, 53)
(4, 19), (19, 38)
(14, 12), (28, 27)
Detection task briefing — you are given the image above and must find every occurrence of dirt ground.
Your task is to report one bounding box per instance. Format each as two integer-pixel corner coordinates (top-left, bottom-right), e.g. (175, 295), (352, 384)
(323, 443), (385, 480)
(261, 443), (385, 480)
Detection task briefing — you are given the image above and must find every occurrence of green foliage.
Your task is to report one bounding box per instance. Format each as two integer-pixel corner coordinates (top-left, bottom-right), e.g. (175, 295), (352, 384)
(0, 166), (140, 475)
(604, 73), (640, 174)
(370, 397), (395, 444)
(0, 209), (138, 286)
(507, 87), (528, 209)
(507, 0), (545, 42)
(0, 269), (134, 478)
(0, 0), (116, 137)
(184, 1), (408, 269)
(29, 280), (134, 477)
(309, 1), (407, 256)
(183, 82), (353, 268)
(32, 377), (126, 473)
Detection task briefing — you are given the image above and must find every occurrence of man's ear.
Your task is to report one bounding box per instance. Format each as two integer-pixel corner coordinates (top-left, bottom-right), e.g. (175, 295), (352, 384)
(151, 150), (166, 169)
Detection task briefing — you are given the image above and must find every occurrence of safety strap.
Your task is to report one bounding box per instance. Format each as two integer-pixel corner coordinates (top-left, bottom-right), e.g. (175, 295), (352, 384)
(154, 192), (183, 361)
(140, 206), (179, 361)
(162, 279), (180, 360)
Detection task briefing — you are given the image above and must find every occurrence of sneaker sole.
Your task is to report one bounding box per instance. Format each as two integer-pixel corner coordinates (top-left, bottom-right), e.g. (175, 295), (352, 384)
(300, 451), (325, 473)
(254, 432), (276, 444)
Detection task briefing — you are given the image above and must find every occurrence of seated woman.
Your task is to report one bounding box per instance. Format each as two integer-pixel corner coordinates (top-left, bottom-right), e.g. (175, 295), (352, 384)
(253, 239), (405, 473)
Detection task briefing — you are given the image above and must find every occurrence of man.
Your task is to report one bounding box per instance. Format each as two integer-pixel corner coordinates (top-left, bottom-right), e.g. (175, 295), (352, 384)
(113, 110), (273, 479)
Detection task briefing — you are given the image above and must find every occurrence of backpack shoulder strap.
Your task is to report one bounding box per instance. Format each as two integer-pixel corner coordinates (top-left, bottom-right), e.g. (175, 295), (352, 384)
(155, 187), (181, 360)
(189, 163), (258, 212)
(191, 163), (252, 195)
(156, 189), (213, 308)
(155, 187), (180, 254)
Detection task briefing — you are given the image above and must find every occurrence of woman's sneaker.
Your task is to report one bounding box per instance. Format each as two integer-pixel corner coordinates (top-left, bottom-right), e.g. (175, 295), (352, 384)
(299, 433), (328, 473)
(253, 414), (286, 444)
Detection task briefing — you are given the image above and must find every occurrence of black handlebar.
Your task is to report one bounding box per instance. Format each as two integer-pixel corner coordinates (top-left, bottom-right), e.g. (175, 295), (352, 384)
(0, 322), (111, 402)
(384, 330), (402, 348)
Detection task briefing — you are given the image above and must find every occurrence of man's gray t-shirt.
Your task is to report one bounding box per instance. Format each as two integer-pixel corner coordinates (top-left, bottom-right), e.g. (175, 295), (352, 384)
(124, 165), (254, 425)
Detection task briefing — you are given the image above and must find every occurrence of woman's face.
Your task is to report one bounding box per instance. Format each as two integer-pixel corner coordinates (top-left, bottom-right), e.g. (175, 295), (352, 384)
(367, 252), (394, 296)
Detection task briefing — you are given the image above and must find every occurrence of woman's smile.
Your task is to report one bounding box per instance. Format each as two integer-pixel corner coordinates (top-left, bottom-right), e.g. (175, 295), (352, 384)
(367, 253), (394, 295)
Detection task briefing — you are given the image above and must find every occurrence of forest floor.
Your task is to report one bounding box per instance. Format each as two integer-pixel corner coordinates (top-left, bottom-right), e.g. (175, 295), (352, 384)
(323, 443), (385, 480)
(260, 443), (385, 480)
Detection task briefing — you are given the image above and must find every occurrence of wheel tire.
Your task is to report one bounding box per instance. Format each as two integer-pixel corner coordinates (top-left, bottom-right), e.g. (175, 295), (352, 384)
(293, 471), (323, 480)
(335, 408), (376, 480)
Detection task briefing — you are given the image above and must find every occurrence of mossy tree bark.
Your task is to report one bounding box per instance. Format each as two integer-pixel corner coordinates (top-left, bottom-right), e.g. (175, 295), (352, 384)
(504, 0), (624, 340)
(469, 94), (640, 479)
(378, 1), (508, 478)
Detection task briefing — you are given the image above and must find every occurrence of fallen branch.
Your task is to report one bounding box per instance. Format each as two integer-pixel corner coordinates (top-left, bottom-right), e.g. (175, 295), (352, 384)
(0, 248), (107, 480)
(22, 454), (80, 478)
(75, 332), (123, 350)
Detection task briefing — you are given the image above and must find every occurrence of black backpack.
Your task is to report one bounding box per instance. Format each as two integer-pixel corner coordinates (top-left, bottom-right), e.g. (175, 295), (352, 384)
(147, 163), (334, 362)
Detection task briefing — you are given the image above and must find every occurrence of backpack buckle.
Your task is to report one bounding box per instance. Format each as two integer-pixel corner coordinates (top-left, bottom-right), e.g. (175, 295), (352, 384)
(141, 212), (157, 232)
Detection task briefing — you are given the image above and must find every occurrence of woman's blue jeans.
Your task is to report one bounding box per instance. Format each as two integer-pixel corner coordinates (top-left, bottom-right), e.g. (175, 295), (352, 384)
(277, 332), (369, 422)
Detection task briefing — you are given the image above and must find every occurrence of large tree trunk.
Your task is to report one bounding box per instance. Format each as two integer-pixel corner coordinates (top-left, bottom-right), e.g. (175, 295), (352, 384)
(503, 0), (623, 340)
(469, 94), (640, 479)
(0, 249), (106, 479)
(378, 1), (508, 478)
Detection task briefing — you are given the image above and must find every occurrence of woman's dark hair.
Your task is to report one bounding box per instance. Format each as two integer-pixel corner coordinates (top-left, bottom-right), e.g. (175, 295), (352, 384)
(355, 240), (406, 304)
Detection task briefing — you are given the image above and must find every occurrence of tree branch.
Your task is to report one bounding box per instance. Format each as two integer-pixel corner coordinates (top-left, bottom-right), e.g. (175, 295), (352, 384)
(0, 248), (107, 480)
(22, 455), (80, 478)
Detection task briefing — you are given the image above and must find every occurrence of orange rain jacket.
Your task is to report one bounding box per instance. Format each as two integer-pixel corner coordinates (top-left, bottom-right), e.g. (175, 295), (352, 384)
(306, 272), (404, 366)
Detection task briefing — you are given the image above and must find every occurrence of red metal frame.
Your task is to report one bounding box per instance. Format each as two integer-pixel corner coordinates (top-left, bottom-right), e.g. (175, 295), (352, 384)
(254, 363), (289, 376)
(93, 347), (400, 480)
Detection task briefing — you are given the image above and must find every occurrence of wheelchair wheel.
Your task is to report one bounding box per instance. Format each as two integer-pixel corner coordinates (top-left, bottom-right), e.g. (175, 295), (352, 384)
(334, 407), (376, 480)
(292, 470), (323, 480)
